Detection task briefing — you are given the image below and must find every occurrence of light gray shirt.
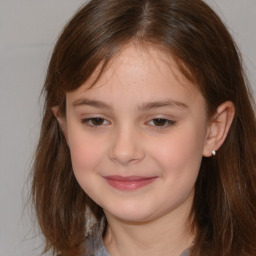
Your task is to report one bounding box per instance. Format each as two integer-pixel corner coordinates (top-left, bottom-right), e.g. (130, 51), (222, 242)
(84, 234), (191, 256)
(84, 219), (190, 256)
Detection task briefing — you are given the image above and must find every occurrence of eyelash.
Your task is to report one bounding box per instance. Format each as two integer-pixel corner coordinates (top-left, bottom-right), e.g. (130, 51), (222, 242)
(81, 117), (176, 129)
(147, 118), (176, 128)
(81, 117), (110, 127)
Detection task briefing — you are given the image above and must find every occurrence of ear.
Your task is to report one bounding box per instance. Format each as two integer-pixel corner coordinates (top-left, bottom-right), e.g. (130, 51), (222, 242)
(203, 101), (235, 157)
(51, 106), (68, 143)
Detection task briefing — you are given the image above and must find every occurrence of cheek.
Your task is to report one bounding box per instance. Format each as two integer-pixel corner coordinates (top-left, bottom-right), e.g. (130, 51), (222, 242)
(67, 131), (108, 201)
(150, 125), (205, 178)
(67, 128), (104, 176)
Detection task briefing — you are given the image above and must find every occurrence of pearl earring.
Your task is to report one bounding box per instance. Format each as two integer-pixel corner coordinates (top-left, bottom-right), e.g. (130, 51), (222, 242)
(212, 150), (216, 156)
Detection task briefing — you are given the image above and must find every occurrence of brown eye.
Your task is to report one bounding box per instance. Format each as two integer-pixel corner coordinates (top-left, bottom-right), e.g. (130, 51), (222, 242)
(81, 117), (110, 126)
(90, 118), (105, 125)
(148, 118), (176, 128)
(152, 118), (168, 126)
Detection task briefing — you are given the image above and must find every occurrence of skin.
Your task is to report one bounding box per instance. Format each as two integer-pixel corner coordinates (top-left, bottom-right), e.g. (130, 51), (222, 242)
(54, 44), (235, 256)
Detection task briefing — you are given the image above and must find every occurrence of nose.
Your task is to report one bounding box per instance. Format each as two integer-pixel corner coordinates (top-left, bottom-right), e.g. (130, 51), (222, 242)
(109, 126), (145, 165)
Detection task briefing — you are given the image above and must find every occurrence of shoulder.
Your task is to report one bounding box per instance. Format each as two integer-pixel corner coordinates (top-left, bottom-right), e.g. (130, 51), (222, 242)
(180, 248), (191, 256)
(84, 235), (110, 256)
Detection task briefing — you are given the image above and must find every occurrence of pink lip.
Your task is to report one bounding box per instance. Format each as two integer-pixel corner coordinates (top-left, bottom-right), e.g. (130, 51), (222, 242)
(103, 175), (157, 191)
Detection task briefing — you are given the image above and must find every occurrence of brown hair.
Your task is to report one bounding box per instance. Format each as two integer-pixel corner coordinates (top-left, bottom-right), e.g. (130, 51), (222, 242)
(32, 0), (256, 255)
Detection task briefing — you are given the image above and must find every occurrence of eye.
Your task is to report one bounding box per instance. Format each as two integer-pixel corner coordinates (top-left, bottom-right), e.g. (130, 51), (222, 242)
(148, 118), (176, 127)
(81, 117), (110, 126)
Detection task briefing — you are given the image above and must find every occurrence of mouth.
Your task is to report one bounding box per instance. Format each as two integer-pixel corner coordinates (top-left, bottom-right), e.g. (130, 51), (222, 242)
(103, 175), (158, 191)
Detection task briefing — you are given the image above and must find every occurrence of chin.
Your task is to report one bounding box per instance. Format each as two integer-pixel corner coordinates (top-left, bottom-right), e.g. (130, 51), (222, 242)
(104, 203), (156, 223)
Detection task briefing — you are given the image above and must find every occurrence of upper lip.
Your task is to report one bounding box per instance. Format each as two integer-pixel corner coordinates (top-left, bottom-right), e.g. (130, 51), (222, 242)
(103, 175), (157, 181)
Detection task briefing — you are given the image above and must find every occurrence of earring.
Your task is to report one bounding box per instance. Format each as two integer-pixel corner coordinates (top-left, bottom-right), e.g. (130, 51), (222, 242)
(212, 150), (216, 156)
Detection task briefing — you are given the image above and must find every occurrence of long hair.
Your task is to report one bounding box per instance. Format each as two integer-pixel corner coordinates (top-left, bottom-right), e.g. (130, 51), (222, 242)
(32, 0), (256, 255)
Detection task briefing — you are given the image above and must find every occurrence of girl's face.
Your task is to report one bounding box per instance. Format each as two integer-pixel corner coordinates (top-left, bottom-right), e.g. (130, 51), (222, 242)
(64, 45), (211, 223)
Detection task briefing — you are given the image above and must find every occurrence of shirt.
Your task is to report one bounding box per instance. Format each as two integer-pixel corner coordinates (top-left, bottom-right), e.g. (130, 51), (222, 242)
(84, 218), (190, 256)
(84, 233), (191, 256)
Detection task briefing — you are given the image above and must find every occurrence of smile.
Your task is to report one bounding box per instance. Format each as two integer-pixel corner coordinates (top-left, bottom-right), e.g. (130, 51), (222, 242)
(103, 175), (158, 191)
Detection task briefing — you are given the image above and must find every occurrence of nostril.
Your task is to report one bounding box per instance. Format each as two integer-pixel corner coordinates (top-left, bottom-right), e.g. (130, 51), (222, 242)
(109, 150), (145, 165)
(110, 156), (138, 165)
(128, 159), (138, 164)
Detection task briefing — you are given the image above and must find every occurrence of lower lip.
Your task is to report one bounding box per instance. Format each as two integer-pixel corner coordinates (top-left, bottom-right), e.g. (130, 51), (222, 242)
(104, 177), (157, 191)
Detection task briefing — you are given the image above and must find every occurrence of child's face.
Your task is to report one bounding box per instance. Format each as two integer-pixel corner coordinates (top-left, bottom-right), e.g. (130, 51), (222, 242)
(64, 45), (210, 223)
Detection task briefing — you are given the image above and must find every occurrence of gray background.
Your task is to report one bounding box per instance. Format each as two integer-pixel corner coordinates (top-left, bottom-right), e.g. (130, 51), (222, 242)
(0, 1), (255, 255)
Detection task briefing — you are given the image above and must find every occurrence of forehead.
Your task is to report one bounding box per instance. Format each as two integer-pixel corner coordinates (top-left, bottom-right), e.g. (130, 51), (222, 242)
(66, 44), (204, 108)
(85, 44), (195, 88)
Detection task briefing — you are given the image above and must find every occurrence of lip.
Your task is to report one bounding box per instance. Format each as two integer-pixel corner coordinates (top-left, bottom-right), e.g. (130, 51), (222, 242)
(103, 175), (158, 191)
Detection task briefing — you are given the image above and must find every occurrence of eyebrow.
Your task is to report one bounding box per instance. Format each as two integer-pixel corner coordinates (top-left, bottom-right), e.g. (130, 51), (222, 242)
(73, 98), (112, 109)
(138, 100), (188, 111)
(72, 98), (188, 110)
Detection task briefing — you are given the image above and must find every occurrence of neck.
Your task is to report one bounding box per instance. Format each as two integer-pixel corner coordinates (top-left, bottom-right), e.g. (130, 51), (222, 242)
(103, 206), (195, 256)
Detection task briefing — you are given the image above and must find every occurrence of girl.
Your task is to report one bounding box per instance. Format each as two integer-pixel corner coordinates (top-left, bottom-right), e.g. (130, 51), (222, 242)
(32, 0), (256, 255)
